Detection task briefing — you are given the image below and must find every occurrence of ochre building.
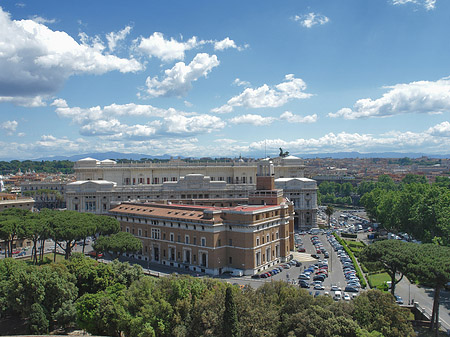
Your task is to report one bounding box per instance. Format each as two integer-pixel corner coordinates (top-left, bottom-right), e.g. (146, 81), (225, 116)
(109, 160), (295, 275)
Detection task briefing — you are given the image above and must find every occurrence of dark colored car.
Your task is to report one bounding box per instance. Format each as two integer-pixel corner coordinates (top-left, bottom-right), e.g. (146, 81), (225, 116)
(394, 295), (404, 304)
(313, 275), (326, 282)
(311, 254), (319, 259)
(251, 274), (261, 279)
(344, 286), (359, 293)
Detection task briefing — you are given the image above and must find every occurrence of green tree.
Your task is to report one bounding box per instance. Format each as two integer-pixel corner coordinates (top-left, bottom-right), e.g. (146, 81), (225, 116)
(409, 244), (450, 335)
(29, 303), (49, 335)
(0, 208), (29, 257)
(94, 232), (143, 258)
(402, 174), (427, 185)
(325, 206), (334, 228)
(223, 287), (240, 337)
(352, 290), (415, 337)
(360, 240), (414, 296)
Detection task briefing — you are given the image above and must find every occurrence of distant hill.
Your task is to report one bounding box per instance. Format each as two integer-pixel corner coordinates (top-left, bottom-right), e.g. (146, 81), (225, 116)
(3, 151), (450, 162)
(294, 152), (450, 159)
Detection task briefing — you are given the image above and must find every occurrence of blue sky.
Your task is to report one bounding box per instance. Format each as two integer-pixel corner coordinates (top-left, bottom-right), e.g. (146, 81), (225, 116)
(1, 0), (450, 160)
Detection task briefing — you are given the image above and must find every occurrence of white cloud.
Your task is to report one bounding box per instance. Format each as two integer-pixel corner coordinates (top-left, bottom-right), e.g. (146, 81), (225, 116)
(165, 114), (225, 134)
(137, 32), (203, 62)
(212, 74), (312, 113)
(0, 7), (143, 106)
(1, 120), (18, 135)
(29, 15), (56, 24)
(106, 25), (132, 52)
(53, 99), (225, 139)
(230, 114), (276, 126)
(233, 78), (250, 87)
(294, 12), (329, 28)
(184, 100), (193, 107)
(214, 138), (237, 144)
(280, 111), (318, 123)
(143, 53), (219, 98)
(0, 95), (46, 107)
(329, 77), (450, 119)
(426, 121), (450, 137)
(391, 0), (436, 10)
(214, 37), (237, 51)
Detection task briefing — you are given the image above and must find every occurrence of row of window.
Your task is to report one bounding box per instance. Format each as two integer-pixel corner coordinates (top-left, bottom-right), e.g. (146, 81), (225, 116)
(128, 227), (208, 247)
(255, 245), (280, 266)
(256, 232), (279, 246)
(122, 176), (254, 185)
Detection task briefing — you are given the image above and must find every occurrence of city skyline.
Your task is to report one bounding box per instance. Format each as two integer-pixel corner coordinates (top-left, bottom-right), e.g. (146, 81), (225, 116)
(1, 0), (450, 160)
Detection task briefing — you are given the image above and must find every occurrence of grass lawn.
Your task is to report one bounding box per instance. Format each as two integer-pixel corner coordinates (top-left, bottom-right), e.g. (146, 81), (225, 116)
(20, 252), (66, 264)
(367, 272), (391, 289)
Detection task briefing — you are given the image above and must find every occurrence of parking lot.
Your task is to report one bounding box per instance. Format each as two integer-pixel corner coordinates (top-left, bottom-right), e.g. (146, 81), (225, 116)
(228, 232), (361, 300)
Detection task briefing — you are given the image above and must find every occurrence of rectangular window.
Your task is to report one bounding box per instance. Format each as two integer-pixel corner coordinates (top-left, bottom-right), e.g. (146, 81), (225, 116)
(138, 229), (142, 236)
(193, 237), (197, 245)
(185, 235), (189, 244)
(229, 256), (232, 264)
(229, 239), (232, 246)
(218, 239), (221, 246)
(177, 235), (181, 243)
(201, 238), (206, 247)
(151, 229), (160, 239)
(170, 233), (174, 242)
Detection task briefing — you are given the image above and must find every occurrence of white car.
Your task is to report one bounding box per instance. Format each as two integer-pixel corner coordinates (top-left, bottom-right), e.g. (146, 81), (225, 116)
(343, 293), (351, 301)
(330, 285), (342, 291)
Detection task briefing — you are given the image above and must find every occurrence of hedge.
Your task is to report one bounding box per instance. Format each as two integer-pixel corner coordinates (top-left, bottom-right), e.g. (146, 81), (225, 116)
(333, 233), (367, 288)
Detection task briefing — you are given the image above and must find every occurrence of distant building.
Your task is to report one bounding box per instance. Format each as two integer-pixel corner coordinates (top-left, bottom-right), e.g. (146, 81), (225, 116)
(68, 156), (317, 229)
(20, 181), (66, 209)
(109, 160), (295, 276)
(275, 178), (318, 230)
(73, 156), (305, 185)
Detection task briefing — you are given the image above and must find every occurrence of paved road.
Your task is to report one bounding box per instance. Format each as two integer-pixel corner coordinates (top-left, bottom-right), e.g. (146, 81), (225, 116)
(396, 276), (450, 331)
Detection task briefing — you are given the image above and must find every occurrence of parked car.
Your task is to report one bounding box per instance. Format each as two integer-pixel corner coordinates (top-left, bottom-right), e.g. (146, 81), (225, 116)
(344, 286), (359, 293)
(394, 295), (404, 304)
(87, 251), (103, 258)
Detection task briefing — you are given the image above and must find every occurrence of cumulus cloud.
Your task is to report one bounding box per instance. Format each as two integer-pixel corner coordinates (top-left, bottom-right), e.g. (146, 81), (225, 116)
(214, 37), (237, 51)
(427, 121), (450, 137)
(142, 53), (220, 98)
(233, 78), (250, 87)
(106, 25), (132, 52)
(329, 77), (450, 119)
(391, 0), (436, 10)
(165, 114), (225, 134)
(212, 74), (312, 114)
(137, 32), (203, 62)
(230, 114), (276, 126)
(29, 15), (56, 24)
(293, 12), (329, 28)
(0, 7), (143, 106)
(1, 120), (18, 135)
(53, 99), (225, 139)
(280, 111), (318, 123)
